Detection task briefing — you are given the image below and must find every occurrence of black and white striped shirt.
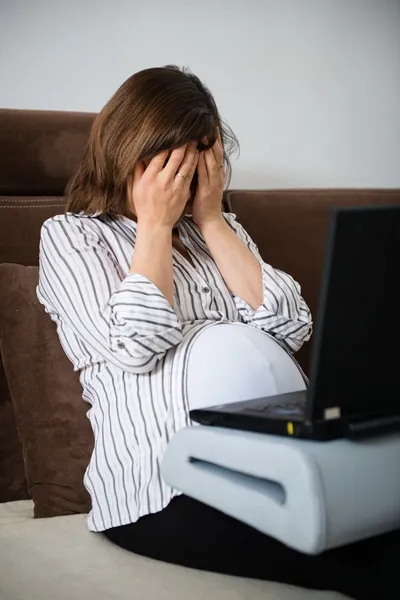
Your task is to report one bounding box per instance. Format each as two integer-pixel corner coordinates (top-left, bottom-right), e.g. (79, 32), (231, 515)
(36, 211), (312, 532)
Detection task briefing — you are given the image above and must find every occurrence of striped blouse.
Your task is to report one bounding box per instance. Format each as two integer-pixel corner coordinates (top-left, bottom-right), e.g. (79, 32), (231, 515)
(36, 211), (313, 532)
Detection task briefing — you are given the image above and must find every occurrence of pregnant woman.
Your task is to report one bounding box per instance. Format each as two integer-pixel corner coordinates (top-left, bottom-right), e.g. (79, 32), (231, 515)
(37, 65), (396, 600)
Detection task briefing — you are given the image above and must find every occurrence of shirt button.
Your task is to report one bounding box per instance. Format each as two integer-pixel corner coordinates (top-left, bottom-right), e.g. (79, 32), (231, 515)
(202, 287), (210, 294)
(117, 341), (125, 349)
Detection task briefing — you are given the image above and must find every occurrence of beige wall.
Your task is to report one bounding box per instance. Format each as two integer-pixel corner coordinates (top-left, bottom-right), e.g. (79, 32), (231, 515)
(1, 0), (399, 188)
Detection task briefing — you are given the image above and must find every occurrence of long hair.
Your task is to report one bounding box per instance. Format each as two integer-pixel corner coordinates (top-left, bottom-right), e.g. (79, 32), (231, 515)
(65, 65), (239, 216)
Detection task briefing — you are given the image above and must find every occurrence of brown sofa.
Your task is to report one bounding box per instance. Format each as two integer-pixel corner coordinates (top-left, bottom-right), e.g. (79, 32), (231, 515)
(0, 108), (399, 600)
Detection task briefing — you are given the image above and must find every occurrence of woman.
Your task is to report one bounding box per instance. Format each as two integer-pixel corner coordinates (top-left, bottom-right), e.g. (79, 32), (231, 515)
(37, 65), (396, 599)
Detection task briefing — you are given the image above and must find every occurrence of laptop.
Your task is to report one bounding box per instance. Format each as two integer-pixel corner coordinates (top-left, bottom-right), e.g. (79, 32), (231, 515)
(190, 205), (400, 441)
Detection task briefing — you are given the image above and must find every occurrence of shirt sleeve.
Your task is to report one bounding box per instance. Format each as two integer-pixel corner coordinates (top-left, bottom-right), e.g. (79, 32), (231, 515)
(36, 215), (182, 374)
(223, 213), (313, 353)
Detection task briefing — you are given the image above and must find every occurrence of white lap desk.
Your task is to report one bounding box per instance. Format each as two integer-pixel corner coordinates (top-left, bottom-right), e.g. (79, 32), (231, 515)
(161, 426), (400, 554)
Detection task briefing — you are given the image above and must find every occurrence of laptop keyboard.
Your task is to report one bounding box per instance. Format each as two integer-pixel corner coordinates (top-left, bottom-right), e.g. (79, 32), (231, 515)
(244, 398), (306, 416)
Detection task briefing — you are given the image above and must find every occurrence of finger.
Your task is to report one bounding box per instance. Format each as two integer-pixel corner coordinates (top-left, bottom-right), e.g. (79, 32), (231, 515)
(187, 150), (200, 189)
(197, 151), (208, 183)
(162, 143), (193, 182)
(172, 142), (197, 185)
(144, 149), (170, 178)
(175, 155), (199, 193)
(179, 145), (199, 182)
(132, 160), (145, 185)
(212, 128), (223, 163)
(204, 146), (218, 178)
(189, 147), (200, 176)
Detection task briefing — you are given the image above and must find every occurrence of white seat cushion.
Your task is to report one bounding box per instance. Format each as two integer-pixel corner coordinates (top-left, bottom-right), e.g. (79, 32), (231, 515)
(0, 498), (33, 524)
(0, 502), (345, 600)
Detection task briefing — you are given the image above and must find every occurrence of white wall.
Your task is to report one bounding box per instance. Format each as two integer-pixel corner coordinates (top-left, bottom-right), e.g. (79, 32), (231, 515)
(1, 0), (399, 188)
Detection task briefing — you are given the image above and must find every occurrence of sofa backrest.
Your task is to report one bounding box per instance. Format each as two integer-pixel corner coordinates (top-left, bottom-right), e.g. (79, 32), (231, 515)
(0, 108), (96, 266)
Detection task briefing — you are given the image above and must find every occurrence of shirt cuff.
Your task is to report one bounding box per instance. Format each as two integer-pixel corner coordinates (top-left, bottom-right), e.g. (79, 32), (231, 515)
(109, 273), (182, 356)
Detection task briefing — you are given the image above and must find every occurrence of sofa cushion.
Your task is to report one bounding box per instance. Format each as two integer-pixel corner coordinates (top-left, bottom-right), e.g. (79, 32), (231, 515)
(0, 195), (69, 504)
(0, 263), (93, 517)
(0, 498), (33, 525)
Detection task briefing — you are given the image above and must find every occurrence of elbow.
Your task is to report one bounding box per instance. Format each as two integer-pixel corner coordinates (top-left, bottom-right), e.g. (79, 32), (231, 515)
(284, 322), (313, 354)
(126, 356), (160, 375)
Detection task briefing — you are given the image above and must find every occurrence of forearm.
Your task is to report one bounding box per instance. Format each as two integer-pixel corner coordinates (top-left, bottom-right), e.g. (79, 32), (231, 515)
(200, 217), (263, 309)
(129, 222), (174, 305)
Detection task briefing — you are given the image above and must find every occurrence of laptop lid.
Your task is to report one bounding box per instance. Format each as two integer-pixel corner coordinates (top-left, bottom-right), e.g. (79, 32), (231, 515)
(305, 205), (400, 424)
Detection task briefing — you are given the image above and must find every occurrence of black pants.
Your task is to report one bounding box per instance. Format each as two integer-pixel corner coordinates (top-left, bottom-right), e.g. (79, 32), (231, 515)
(103, 496), (399, 600)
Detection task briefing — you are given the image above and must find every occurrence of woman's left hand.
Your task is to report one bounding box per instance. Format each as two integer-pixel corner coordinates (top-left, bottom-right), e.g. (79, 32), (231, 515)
(191, 128), (225, 229)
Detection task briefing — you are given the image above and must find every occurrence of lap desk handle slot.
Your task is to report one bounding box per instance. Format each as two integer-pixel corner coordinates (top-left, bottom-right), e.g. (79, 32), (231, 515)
(189, 459), (287, 505)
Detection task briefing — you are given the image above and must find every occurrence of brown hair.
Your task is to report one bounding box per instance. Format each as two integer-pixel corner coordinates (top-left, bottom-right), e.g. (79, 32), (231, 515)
(65, 65), (239, 216)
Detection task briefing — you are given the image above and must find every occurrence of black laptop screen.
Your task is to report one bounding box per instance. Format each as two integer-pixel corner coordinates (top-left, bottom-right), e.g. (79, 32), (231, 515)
(307, 205), (400, 422)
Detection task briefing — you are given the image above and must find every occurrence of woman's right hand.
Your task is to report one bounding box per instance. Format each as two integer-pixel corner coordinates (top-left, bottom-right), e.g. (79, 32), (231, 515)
(128, 141), (199, 229)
